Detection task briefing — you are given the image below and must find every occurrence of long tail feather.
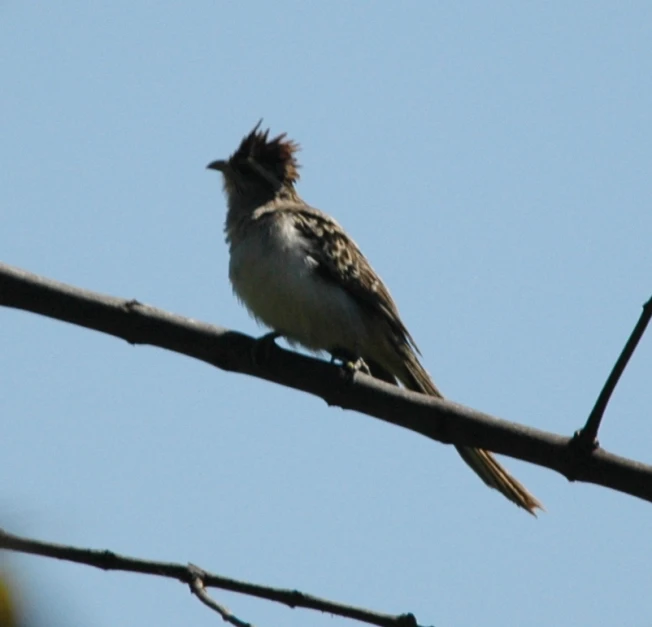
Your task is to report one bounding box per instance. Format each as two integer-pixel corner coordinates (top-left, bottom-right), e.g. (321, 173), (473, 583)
(393, 349), (543, 515)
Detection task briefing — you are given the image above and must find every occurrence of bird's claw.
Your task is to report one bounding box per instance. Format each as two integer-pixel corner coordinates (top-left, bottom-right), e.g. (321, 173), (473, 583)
(330, 350), (371, 381)
(346, 357), (371, 376)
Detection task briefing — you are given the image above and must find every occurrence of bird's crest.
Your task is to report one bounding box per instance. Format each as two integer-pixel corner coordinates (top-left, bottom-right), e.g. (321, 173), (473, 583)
(230, 121), (301, 187)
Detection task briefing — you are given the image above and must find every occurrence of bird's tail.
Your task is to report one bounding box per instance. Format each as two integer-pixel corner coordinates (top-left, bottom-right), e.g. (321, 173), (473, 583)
(392, 348), (543, 515)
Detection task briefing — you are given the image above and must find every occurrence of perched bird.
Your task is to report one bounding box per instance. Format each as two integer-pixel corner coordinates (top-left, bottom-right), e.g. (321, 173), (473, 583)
(207, 122), (543, 514)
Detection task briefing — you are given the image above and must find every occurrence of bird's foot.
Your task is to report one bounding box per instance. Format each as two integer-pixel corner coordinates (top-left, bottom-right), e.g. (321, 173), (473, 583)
(345, 356), (371, 376)
(329, 349), (371, 380)
(251, 331), (281, 367)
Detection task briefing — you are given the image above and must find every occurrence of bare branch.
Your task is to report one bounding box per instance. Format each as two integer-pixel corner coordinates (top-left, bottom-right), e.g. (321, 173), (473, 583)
(188, 565), (253, 627)
(0, 528), (424, 627)
(574, 296), (652, 449)
(1, 262), (652, 504)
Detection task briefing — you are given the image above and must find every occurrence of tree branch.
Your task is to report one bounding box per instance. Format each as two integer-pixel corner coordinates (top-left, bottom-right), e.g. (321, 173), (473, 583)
(188, 565), (254, 627)
(0, 528), (423, 627)
(1, 262), (651, 504)
(573, 296), (652, 449)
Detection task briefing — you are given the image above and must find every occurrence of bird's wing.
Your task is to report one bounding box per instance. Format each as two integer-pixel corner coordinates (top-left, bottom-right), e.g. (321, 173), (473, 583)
(273, 203), (421, 357)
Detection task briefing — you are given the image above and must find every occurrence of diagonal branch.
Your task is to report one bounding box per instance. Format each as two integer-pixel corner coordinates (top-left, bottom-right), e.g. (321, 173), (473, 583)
(188, 565), (254, 627)
(1, 262), (652, 504)
(574, 297), (652, 449)
(0, 528), (423, 627)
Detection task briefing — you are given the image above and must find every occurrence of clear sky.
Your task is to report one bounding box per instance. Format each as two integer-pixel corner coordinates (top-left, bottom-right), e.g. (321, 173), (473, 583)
(1, 2), (651, 626)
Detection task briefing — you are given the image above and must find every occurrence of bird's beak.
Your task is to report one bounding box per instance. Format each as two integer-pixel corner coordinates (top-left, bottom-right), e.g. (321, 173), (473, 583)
(206, 159), (228, 172)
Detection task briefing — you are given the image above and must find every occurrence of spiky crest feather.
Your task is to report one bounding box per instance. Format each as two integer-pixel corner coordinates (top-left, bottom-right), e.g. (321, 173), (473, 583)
(228, 121), (301, 187)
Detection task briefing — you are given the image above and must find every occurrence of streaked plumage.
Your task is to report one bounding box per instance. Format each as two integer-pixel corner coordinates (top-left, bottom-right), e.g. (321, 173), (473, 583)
(208, 122), (543, 514)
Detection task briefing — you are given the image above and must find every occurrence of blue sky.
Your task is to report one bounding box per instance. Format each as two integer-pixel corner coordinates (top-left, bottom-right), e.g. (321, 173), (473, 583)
(1, 2), (651, 626)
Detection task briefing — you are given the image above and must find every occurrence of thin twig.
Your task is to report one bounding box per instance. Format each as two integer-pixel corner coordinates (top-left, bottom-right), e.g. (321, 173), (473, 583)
(0, 528), (425, 627)
(2, 262), (652, 502)
(188, 565), (253, 627)
(574, 297), (652, 449)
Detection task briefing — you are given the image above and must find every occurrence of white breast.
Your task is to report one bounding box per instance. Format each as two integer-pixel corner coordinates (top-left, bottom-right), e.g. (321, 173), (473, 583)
(228, 214), (369, 354)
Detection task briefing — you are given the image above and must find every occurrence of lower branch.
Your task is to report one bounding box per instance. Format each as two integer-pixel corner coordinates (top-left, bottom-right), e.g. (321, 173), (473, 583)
(189, 565), (253, 627)
(0, 528), (424, 627)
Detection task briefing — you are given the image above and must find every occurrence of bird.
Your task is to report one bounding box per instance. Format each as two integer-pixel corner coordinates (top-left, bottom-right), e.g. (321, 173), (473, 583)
(207, 122), (543, 515)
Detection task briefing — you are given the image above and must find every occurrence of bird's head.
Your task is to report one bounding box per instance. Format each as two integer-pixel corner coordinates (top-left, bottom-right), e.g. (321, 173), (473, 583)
(207, 121), (300, 201)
